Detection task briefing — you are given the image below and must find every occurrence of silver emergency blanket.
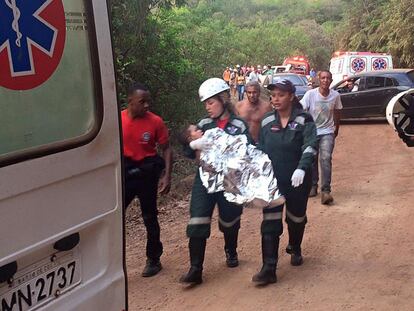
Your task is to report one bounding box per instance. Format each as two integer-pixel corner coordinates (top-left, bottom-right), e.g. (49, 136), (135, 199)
(199, 128), (285, 207)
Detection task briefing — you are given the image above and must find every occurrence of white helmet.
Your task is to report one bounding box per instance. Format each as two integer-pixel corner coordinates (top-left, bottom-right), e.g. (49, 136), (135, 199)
(386, 88), (414, 136)
(198, 78), (230, 102)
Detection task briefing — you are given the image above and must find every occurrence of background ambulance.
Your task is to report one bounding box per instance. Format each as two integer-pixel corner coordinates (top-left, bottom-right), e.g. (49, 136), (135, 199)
(329, 51), (393, 85)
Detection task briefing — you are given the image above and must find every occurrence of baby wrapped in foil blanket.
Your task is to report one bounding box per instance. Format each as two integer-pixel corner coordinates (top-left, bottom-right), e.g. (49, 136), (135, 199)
(196, 128), (285, 207)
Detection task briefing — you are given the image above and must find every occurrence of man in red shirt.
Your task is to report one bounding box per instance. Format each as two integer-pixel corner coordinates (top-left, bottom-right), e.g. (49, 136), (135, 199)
(122, 82), (172, 277)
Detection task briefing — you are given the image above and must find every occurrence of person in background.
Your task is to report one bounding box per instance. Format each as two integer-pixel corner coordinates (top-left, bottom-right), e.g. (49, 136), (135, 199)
(223, 67), (231, 85)
(234, 81), (272, 143)
(245, 66), (252, 84)
(179, 78), (251, 285)
(122, 82), (173, 277)
(236, 69), (246, 101)
(300, 70), (342, 204)
(230, 69), (237, 98)
(345, 79), (355, 92)
(241, 64), (247, 75)
(309, 68), (317, 88)
(253, 79), (317, 285)
(249, 67), (259, 83)
(310, 68), (316, 79)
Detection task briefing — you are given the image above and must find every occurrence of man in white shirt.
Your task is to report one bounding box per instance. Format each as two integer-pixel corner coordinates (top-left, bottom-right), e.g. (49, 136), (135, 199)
(300, 70), (342, 204)
(249, 67), (259, 83)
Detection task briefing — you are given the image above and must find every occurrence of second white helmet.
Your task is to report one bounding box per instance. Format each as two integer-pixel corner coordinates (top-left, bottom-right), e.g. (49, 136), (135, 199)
(386, 89), (414, 136)
(198, 78), (230, 102)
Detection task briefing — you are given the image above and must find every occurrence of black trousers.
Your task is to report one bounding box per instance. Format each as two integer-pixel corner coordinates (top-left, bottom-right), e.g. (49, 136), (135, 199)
(124, 156), (164, 260)
(261, 171), (311, 243)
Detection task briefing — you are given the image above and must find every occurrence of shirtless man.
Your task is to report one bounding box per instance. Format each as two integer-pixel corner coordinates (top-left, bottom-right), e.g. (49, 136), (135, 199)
(234, 81), (272, 143)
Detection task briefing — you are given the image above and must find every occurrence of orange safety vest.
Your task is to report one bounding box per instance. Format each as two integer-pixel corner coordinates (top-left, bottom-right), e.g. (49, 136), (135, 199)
(223, 70), (231, 82)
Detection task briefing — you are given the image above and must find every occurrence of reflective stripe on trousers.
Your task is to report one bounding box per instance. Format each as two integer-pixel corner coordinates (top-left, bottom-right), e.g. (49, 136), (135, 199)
(286, 209), (306, 223)
(218, 215), (241, 228)
(263, 212), (283, 221)
(188, 217), (211, 225)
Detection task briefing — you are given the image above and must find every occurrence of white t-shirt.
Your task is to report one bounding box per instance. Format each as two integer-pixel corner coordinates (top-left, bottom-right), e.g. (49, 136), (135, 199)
(300, 88), (343, 136)
(249, 71), (259, 82)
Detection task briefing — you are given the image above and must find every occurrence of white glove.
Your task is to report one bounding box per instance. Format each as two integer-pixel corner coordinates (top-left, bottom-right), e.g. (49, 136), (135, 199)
(291, 169), (305, 188)
(189, 137), (211, 151)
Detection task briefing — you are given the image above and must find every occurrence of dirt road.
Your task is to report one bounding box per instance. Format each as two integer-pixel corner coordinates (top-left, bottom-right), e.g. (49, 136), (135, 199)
(126, 123), (414, 311)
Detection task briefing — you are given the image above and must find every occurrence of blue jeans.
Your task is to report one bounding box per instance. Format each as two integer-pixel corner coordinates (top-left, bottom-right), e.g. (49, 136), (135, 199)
(312, 134), (335, 193)
(237, 85), (245, 101)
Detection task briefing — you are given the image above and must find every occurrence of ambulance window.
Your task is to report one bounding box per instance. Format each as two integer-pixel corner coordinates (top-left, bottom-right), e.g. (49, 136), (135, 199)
(0, 1), (102, 166)
(330, 59), (342, 74)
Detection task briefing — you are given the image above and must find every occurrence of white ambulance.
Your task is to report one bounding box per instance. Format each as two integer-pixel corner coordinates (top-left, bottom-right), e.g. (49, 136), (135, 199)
(329, 51), (393, 85)
(1, 1), (127, 310)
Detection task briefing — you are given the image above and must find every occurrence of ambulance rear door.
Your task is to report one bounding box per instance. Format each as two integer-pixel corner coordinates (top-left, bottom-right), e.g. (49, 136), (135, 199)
(0, 1), (127, 310)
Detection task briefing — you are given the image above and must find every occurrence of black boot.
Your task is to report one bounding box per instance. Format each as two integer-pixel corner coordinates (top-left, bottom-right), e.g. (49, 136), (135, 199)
(287, 220), (305, 266)
(142, 214), (163, 277)
(142, 258), (162, 277)
(252, 234), (279, 285)
(224, 231), (239, 268)
(290, 247), (303, 266)
(180, 238), (206, 284)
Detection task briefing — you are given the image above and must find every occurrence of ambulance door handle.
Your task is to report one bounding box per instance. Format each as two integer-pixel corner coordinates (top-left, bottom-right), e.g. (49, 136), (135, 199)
(53, 232), (80, 251)
(0, 261), (17, 284)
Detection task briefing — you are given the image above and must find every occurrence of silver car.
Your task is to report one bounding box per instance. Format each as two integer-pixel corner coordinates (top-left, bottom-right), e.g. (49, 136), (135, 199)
(271, 73), (312, 99)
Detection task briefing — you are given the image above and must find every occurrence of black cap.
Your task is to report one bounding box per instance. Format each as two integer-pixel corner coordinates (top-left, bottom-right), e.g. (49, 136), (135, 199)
(267, 79), (296, 93)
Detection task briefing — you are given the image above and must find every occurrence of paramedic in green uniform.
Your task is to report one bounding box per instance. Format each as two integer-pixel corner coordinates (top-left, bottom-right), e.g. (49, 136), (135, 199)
(252, 79), (317, 285)
(180, 78), (252, 285)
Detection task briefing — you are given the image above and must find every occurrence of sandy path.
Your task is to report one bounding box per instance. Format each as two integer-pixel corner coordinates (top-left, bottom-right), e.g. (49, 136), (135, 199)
(126, 123), (414, 311)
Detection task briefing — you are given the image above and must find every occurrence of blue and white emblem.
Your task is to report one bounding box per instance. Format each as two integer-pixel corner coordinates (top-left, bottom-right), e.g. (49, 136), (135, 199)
(142, 132), (151, 142)
(226, 126), (238, 134)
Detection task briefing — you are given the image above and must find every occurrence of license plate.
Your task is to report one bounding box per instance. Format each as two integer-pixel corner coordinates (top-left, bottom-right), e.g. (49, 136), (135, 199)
(0, 250), (81, 311)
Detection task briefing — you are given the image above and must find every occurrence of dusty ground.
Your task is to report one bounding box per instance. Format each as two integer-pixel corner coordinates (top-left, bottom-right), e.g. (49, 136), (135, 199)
(125, 123), (414, 311)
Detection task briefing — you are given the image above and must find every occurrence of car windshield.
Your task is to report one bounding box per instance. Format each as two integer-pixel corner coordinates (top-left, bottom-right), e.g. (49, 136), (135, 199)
(273, 75), (304, 86)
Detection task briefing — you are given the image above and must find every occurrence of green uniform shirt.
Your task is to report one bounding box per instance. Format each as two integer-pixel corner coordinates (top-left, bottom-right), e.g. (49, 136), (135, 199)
(258, 107), (317, 186)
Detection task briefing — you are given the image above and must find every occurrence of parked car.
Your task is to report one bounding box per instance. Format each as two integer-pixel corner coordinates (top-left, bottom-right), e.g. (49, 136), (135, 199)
(272, 73), (312, 99)
(259, 66), (290, 87)
(331, 69), (414, 120)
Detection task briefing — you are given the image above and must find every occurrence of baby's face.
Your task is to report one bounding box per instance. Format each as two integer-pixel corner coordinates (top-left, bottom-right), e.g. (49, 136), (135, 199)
(188, 125), (203, 140)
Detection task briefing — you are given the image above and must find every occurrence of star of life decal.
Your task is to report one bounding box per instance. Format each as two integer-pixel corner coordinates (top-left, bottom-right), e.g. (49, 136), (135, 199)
(0, 0), (66, 90)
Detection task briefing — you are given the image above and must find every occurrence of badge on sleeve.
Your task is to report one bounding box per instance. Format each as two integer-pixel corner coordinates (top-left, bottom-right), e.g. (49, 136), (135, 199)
(226, 126), (238, 134)
(288, 122), (299, 130)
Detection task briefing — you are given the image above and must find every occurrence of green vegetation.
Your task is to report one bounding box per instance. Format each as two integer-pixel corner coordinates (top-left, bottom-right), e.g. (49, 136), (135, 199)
(111, 0), (414, 129)
(337, 0), (414, 68)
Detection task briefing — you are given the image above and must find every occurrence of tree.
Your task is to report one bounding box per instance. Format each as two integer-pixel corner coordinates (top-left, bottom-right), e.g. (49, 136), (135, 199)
(376, 0), (414, 67)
